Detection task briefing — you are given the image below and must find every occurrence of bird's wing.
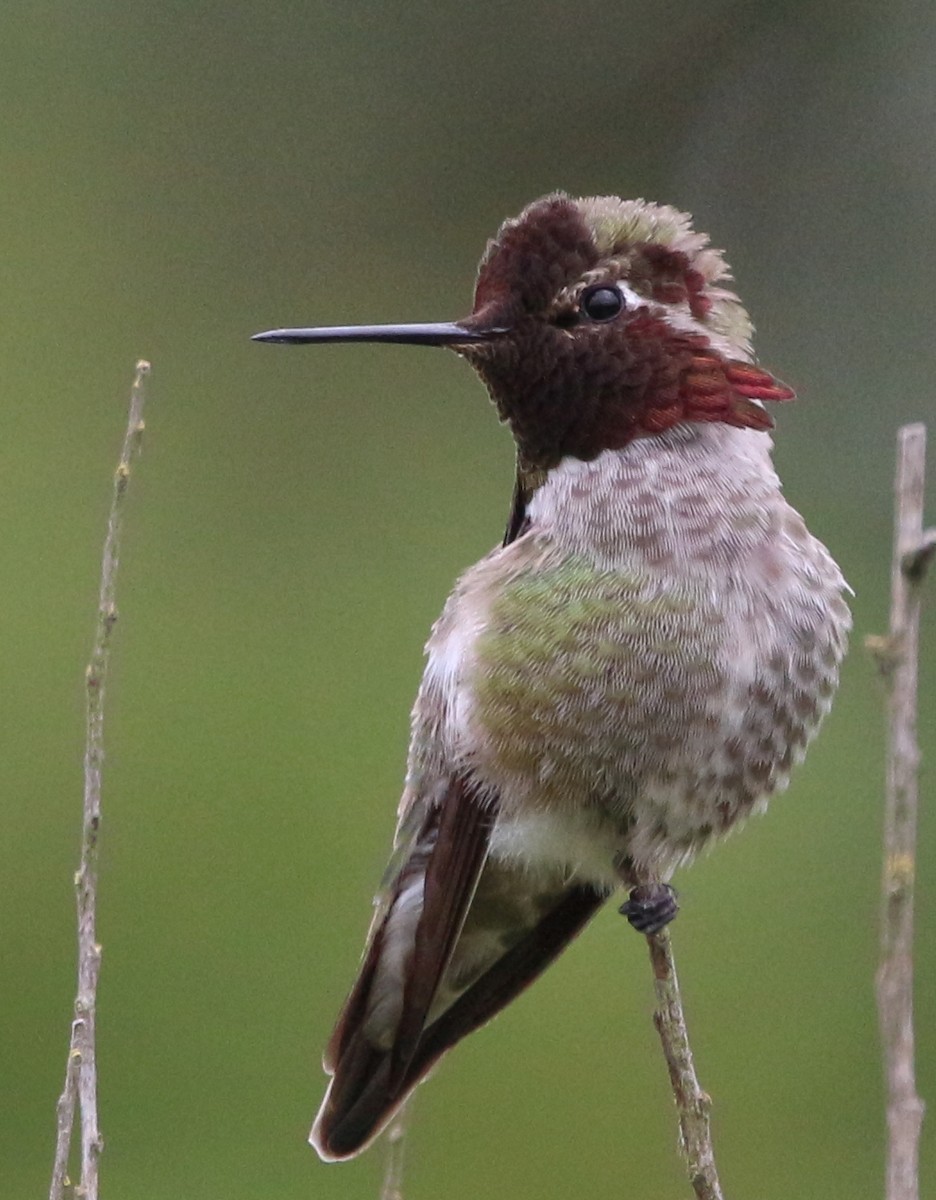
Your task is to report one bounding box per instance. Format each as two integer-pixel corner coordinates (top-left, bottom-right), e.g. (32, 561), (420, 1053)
(311, 773), (606, 1160)
(502, 459), (547, 546)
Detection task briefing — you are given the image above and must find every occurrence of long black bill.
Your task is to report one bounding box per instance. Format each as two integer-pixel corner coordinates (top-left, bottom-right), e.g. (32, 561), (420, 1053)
(252, 321), (506, 346)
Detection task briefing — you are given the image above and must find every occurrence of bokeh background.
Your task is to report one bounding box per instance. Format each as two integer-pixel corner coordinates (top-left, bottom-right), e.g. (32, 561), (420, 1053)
(3, 3), (935, 1197)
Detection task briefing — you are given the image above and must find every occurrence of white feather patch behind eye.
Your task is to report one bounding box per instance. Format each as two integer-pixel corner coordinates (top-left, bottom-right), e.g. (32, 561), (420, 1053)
(618, 279), (751, 364)
(616, 282), (646, 311)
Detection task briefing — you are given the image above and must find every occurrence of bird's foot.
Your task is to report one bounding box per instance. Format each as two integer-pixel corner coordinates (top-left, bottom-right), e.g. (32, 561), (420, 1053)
(619, 883), (679, 934)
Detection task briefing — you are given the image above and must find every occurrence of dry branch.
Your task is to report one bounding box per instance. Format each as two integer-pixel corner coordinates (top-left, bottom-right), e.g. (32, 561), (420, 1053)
(645, 928), (724, 1200)
(379, 1100), (411, 1200)
(49, 360), (151, 1200)
(867, 422), (930, 1200)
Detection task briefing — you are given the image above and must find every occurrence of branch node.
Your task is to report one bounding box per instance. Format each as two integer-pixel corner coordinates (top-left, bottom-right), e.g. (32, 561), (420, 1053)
(902, 529), (936, 582)
(865, 632), (899, 673)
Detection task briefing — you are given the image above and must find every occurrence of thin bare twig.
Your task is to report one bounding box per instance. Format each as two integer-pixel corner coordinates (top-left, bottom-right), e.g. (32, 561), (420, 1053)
(645, 928), (724, 1200)
(867, 422), (930, 1200)
(379, 1100), (412, 1200)
(50, 360), (151, 1200)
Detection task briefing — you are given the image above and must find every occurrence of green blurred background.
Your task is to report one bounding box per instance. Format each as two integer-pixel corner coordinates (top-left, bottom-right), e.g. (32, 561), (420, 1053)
(3, 2), (934, 1197)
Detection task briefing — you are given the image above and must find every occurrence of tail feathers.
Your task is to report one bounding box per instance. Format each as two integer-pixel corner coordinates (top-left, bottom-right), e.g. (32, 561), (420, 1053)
(311, 878), (606, 1161)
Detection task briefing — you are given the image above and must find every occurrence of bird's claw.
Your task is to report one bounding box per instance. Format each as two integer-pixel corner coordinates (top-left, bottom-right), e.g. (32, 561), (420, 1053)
(619, 883), (679, 934)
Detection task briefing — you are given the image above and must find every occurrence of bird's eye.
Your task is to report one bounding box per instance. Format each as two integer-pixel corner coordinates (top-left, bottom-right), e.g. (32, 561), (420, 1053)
(580, 284), (623, 322)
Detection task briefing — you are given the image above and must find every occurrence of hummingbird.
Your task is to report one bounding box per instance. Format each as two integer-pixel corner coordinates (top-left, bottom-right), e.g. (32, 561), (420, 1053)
(254, 193), (851, 1162)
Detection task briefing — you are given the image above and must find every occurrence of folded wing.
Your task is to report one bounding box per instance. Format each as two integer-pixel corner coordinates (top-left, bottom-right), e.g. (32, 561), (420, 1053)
(311, 775), (607, 1160)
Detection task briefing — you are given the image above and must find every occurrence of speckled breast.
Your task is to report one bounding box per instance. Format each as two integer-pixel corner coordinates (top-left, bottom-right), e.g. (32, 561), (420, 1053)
(448, 426), (851, 869)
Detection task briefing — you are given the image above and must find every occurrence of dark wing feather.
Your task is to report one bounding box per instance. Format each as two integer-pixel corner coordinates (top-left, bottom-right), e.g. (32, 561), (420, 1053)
(322, 799), (427, 1074)
(407, 882), (604, 1073)
(312, 778), (607, 1161)
(390, 780), (495, 1086)
(503, 460), (546, 546)
(503, 472), (530, 545)
(312, 776), (494, 1160)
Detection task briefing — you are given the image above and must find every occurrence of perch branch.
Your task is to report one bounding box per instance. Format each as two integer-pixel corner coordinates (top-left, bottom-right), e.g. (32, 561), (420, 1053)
(866, 422), (930, 1200)
(645, 928), (724, 1200)
(49, 360), (151, 1200)
(379, 1099), (412, 1200)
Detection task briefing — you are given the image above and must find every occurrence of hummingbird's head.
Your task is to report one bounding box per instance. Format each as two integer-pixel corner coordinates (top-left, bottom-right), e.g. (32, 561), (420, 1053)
(254, 193), (793, 472)
(457, 193), (792, 470)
